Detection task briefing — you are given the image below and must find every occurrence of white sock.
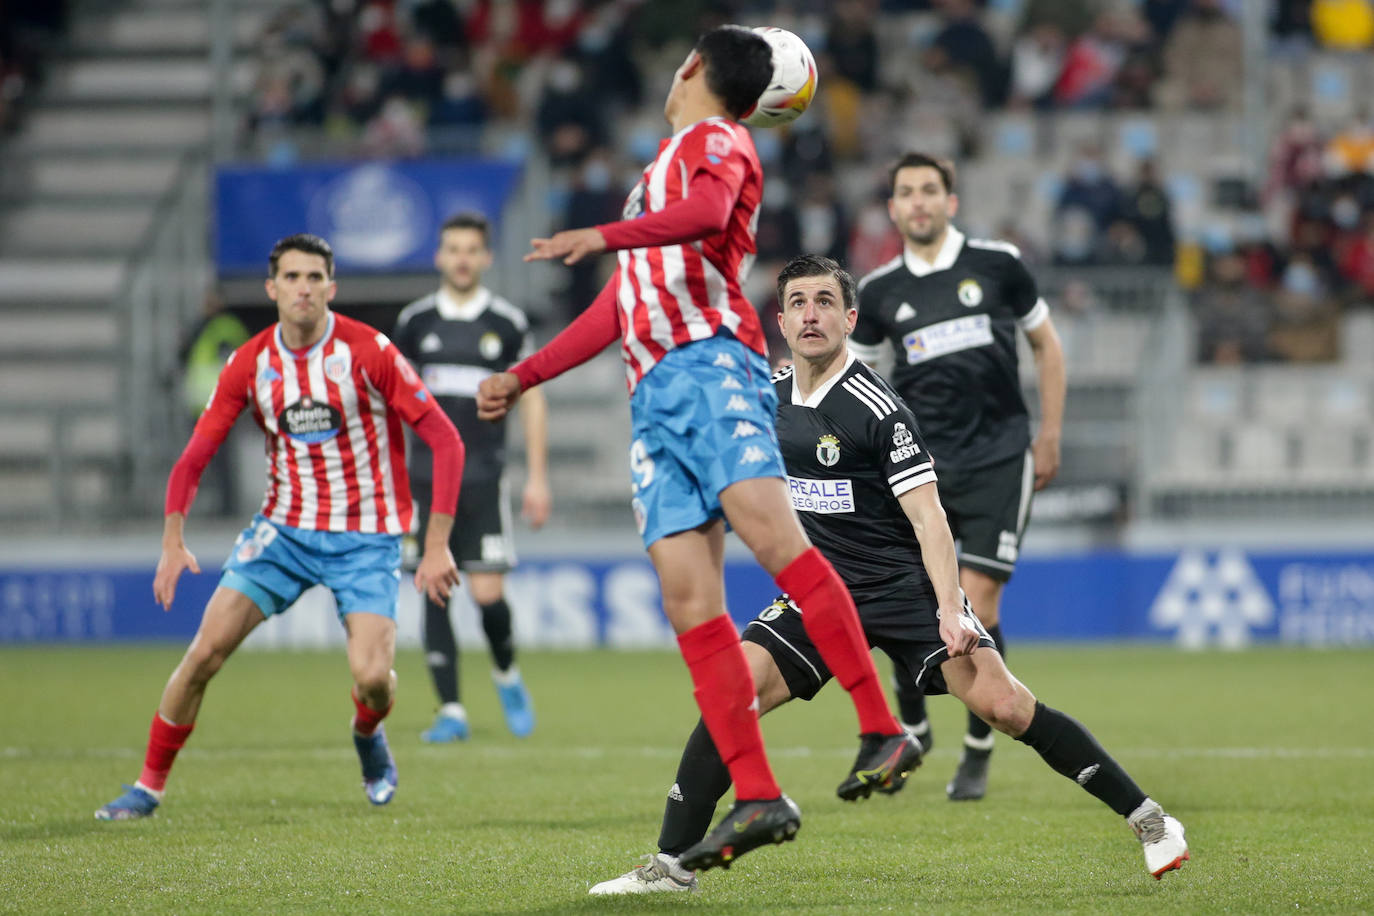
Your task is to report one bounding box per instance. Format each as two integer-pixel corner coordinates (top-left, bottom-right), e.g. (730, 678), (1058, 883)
(133, 780), (165, 802)
(492, 665), (522, 687)
(439, 702), (467, 721)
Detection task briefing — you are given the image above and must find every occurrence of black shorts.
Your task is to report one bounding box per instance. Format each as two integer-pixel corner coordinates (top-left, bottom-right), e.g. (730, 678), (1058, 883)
(743, 593), (994, 700)
(409, 477), (516, 573)
(936, 449), (1035, 582)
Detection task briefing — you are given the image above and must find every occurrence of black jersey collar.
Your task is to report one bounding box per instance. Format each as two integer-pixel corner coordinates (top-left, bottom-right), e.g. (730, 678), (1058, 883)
(902, 225), (965, 277)
(435, 286), (492, 321)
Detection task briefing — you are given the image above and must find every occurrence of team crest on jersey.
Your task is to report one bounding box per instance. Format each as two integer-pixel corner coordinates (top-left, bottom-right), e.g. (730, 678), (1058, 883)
(324, 353), (350, 383)
(419, 332), (442, 353)
(705, 131), (734, 159)
(479, 331), (502, 361)
(622, 182), (645, 221)
(758, 597), (791, 622)
(278, 397), (343, 444)
(816, 434), (841, 467)
(957, 278), (984, 307)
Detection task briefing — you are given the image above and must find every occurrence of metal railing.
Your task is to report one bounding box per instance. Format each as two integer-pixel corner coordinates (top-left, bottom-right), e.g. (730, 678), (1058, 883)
(113, 149), (210, 517)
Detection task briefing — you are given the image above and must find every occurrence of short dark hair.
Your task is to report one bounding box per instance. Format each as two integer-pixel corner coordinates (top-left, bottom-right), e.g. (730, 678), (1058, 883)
(776, 254), (857, 312)
(887, 152), (956, 195)
(694, 26), (773, 121)
(440, 211), (490, 247)
(269, 233), (334, 278)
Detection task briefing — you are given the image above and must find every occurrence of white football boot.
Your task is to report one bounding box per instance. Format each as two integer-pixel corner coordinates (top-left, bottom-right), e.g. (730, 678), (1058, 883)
(588, 853), (699, 895)
(1128, 798), (1190, 879)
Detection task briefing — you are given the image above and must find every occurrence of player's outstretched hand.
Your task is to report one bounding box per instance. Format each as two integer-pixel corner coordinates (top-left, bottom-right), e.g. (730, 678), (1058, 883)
(522, 477), (552, 529)
(153, 543), (200, 611)
(1032, 431), (1061, 491)
(477, 371), (523, 421)
(524, 227), (607, 265)
(939, 607), (982, 658)
(415, 547), (460, 605)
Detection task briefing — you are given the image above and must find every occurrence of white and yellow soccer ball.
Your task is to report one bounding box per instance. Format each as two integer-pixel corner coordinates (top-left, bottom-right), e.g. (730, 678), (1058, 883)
(742, 26), (818, 128)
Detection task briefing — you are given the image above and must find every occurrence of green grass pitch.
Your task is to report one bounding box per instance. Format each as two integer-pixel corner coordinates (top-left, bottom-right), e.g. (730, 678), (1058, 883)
(3, 644), (1372, 914)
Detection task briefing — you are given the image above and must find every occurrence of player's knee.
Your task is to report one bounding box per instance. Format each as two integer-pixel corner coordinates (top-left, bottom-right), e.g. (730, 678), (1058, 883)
(183, 641), (232, 683)
(985, 685), (1035, 736)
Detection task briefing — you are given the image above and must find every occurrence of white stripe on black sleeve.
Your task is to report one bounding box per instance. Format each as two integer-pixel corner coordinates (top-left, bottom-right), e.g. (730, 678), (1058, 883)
(842, 378), (891, 420)
(848, 374), (897, 414)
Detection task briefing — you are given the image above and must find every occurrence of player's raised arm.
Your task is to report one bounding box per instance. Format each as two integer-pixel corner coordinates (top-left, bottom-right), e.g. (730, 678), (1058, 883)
(478, 270), (624, 421)
(526, 143), (740, 264)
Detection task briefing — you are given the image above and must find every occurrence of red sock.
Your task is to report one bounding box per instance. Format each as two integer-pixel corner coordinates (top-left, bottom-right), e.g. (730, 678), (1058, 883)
(138, 713), (194, 792)
(352, 688), (392, 736)
(677, 615), (780, 801)
(776, 547), (901, 736)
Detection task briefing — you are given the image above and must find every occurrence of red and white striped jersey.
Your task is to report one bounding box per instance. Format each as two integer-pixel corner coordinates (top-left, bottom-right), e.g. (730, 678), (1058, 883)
(615, 116), (766, 390)
(194, 312), (438, 534)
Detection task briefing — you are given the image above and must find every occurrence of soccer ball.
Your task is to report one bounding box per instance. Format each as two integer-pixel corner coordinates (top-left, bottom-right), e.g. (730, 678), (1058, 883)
(742, 27), (818, 128)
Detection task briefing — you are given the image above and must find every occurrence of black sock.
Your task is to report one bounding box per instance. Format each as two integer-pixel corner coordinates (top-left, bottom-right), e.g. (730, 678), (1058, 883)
(423, 597), (460, 705)
(478, 598), (515, 672)
(894, 674), (928, 727)
(1015, 701), (1147, 816)
(657, 719), (732, 856)
(965, 623), (1005, 743)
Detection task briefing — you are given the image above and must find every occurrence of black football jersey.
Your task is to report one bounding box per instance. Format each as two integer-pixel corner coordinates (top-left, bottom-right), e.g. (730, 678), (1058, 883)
(774, 355), (938, 598)
(852, 226), (1048, 471)
(392, 287), (533, 481)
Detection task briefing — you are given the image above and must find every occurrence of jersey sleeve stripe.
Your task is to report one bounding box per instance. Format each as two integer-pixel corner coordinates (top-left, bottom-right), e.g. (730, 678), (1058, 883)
(856, 254), (903, 292)
(1018, 297), (1050, 331)
(891, 469), (937, 497)
(849, 340), (882, 363)
(888, 462), (934, 485)
(847, 373), (897, 414)
(841, 378), (891, 419)
(967, 237), (1023, 259)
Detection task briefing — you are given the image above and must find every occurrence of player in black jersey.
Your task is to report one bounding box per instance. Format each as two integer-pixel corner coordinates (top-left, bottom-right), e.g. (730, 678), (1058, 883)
(587, 256), (1186, 896)
(393, 212), (550, 742)
(853, 152), (1067, 800)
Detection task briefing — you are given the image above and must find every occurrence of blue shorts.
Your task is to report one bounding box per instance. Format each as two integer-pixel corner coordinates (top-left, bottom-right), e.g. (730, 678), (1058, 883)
(628, 336), (786, 547)
(219, 515), (402, 619)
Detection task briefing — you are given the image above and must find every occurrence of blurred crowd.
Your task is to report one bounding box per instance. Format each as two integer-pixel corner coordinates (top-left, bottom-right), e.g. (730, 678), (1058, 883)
(8, 0), (1374, 367)
(0, 0), (66, 135)
(1193, 103), (1374, 364)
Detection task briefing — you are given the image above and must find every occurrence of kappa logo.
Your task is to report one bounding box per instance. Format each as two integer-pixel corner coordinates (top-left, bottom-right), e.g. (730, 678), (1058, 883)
(739, 446), (770, 465)
(894, 302), (917, 322)
(1149, 549), (1276, 649)
(419, 332), (442, 353)
(732, 420), (762, 439)
(725, 394), (752, 412)
(720, 376), (743, 390)
(713, 352), (737, 370)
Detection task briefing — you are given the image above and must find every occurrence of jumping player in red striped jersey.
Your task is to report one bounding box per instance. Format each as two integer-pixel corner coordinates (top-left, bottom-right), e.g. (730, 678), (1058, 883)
(477, 26), (920, 872)
(95, 234), (464, 821)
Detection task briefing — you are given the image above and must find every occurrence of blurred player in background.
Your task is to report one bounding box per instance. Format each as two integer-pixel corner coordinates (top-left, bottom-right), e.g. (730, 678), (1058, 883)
(393, 212), (549, 743)
(589, 256), (1185, 894)
(477, 25), (919, 872)
(95, 234), (463, 820)
(854, 152), (1067, 801)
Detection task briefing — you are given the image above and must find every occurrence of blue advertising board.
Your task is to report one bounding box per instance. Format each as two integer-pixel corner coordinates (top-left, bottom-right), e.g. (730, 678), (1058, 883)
(4, 548), (1374, 649)
(215, 159), (523, 274)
